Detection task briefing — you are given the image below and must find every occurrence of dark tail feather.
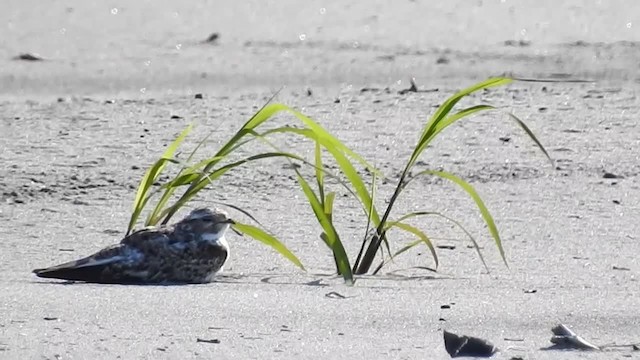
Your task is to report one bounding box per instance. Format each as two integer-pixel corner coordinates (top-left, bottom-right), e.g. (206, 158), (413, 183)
(33, 264), (112, 283)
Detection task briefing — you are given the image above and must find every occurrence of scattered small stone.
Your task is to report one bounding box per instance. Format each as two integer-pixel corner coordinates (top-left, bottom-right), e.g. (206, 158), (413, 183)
(436, 244), (456, 250)
(282, 163), (301, 170)
(524, 289), (537, 294)
(538, 107), (548, 112)
(334, 98), (341, 103)
(170, 115), (183, 119)
(104, 99), (115, 104)
(203, 32), (220, 44)
(612, 200), (621, 205)
(306, 88), (312, 96)
(131, 165), (140, 170)
(280, 325), (292, 332)
(612, 266), (630, 271)
(504, 338), (525, 342)
(43, 317), (58, 321)
(196, 338), (220, 344)
(499, 137), (511, 142)
(436, 56), (450, 64)
(194, 93), (203, 99)
(325, 291), (347, 299)
(504, 40), (531, 47)
(440, 304), (451, 309)
(603, 172), (623, 179)
(156, 347), (166, 352)
(13, 53), (44, 61)
(360, 87), (379, 93)
(633, 344), (639, 351)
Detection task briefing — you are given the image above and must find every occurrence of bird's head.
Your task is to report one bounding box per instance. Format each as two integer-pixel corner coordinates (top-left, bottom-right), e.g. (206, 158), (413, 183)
(181, 208), (234, 242)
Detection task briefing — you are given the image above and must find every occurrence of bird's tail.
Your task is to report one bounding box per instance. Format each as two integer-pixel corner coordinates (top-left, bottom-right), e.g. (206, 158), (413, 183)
(33, 245), (134, 283)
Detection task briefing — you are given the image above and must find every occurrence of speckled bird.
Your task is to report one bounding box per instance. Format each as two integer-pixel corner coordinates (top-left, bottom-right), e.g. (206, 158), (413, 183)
(33, 208), (234, 284)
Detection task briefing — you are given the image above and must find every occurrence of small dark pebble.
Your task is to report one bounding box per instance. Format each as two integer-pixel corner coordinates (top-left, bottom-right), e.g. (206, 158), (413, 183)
(204, 32), (219, 44)
(170, 115), (183, 119)
(612, 266), (630, 271)
(439, 318), (446, 322)
(603, 172), (623, 179)
(13, 53), (44, 61)
(325, 291), (347, 299)
(282, 163), (301, 170)
(436, 56), (450, 64)
(156, 348), (166, 352)
(194, 93), (203, 99)
(499, 137), (511, 142)
(524, 289), (537, 294)
(104, 99), (115, 104)
(633, 344), (639, 351)
(440, 304), (451, 309)
(504, 40), (531, 47)
(131, 165), (140, 170)
(613, 200), (621, 204)
(196, 338), (220, 344)
(436, 244), (456, 250)
(334, 98), (341, 103)
(306, 88), (312, 96)
(43, 317), (58, 321)
(538, 107), (548, 112)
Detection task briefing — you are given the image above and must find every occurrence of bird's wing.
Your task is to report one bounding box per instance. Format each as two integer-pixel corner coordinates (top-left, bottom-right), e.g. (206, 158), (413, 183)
(121, 226), (174, 248)
(33, 243), (148, 283)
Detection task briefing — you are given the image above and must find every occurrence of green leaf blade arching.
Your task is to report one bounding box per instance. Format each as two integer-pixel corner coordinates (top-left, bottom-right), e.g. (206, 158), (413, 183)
(231, 222), (305, 270)
(411, 170), (506, 266)
(127, 124), (193, 234)
(294, 169), (353, 284)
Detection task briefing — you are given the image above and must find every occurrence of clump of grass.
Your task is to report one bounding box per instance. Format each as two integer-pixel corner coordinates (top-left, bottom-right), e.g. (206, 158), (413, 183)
(295, 77), (551, 283)
(127, 77), (550, 284)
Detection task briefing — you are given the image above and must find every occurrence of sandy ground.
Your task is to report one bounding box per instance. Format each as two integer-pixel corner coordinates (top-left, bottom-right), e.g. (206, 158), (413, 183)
(1, 1), (640, 359)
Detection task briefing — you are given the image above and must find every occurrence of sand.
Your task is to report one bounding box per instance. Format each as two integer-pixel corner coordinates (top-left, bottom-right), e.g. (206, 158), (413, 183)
(1, 1), (639, 359)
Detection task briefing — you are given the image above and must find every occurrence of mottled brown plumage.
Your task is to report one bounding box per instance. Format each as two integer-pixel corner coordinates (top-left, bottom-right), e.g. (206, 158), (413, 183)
(33, 208), (233, 284)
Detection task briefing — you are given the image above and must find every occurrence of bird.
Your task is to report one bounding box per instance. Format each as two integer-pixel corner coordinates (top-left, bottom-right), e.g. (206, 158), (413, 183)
(33, 208), (234, 284)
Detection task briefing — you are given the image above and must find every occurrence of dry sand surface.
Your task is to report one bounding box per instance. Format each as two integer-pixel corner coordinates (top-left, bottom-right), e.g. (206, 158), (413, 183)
(1, 1), (640, 359)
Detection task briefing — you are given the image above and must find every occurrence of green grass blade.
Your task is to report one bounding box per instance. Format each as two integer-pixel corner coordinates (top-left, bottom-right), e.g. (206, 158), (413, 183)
(409, 78), (512, 170)
(315, 141), (325, 201)
(410, 170), (506, 266)
(384, 210), (488, 271)
(127, 124), (193, 234)
(231, 222), (305, 270)
(262, 126), (381, 226)
(324, 192), (335, 220)
(160, 152), (304, 224)
(505, 112), (552, 164)
(428, 105), (552, 165)
(294, 169), (353, 284)
(380, 221), (438, 271)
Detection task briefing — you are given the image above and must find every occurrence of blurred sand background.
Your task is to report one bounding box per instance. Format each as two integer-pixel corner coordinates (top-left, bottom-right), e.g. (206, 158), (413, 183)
(1, 1), (639, 359)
